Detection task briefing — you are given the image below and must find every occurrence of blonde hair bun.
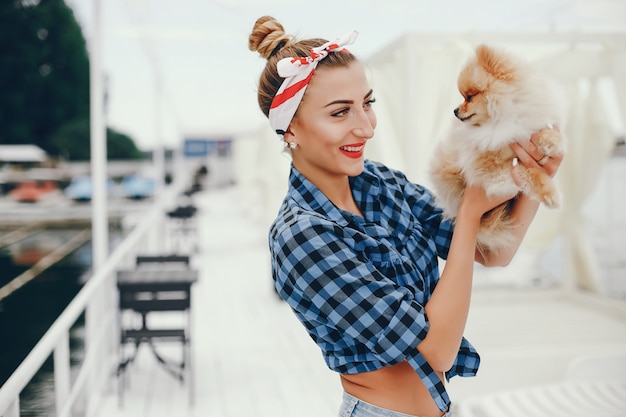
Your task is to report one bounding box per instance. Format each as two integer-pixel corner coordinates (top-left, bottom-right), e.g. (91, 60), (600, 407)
(248, 16), (292, 60)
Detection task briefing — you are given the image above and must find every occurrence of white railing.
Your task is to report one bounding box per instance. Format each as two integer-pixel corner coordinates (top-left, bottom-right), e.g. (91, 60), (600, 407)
(0, 167), (195, 417)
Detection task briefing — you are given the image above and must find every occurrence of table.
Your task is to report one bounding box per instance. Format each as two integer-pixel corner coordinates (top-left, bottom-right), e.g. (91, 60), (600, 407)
(116, 264), (198, 405)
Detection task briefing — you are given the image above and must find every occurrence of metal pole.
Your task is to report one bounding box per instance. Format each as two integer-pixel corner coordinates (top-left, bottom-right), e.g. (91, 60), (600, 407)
(90, 0), (108, 270)
(154, 68), (165, 193)
(87, 0), (108, 409)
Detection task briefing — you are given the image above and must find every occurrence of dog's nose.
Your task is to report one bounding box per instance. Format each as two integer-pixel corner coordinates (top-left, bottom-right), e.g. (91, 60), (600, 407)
(454, 108), (459, 117)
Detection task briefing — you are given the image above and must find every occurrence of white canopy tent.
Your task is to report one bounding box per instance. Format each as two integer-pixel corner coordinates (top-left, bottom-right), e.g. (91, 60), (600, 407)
(0, 145), (48, 164)
(235, 31), (626, 294)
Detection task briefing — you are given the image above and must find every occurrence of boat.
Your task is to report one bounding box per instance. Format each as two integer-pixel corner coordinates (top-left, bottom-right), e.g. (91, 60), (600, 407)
(8, 181), (61, 203)
(63, 176), (114, 202)
(120, 174), (156, 200)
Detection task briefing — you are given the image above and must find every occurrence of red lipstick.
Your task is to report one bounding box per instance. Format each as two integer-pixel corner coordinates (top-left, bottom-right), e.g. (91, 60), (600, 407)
(339, 143), (365, 159)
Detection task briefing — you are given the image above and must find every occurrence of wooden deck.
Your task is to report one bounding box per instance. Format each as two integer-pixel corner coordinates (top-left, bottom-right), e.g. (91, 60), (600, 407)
(94, 186), (626, 417)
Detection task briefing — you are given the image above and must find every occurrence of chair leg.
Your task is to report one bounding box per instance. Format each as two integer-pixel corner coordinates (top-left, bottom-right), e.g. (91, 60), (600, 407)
(186, 336), (194, 406)
(117, 343), (124, 407)
(117, 339), (140, 407)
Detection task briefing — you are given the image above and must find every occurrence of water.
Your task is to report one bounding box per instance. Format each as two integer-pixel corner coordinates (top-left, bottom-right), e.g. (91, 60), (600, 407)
(0, 227), (124, 415)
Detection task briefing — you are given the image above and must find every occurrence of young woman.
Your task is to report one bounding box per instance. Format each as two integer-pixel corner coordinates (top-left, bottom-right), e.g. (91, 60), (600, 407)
(248, 16), (562, 417)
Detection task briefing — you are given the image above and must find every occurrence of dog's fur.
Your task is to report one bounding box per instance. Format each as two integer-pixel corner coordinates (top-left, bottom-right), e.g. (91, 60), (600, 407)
(429, 44), (566, 253)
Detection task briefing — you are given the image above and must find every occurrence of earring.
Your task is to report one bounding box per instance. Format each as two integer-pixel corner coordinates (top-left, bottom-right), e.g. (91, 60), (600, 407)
(289, 142), (298, 150)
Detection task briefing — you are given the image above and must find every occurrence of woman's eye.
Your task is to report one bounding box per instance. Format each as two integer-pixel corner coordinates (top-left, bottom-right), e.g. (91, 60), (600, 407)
(331, 98), (376, 117)
(332, 107), (349, 117)
(365, 97), (377, 107)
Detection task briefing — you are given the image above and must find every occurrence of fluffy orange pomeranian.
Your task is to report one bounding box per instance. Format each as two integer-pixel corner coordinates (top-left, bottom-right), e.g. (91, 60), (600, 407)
(429, 44), (566, 253)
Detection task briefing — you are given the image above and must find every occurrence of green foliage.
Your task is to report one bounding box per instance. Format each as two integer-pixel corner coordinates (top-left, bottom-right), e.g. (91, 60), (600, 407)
(0, 0), (142, 160)
(107, 129), (145, 160)
(50, 119), (145, 161)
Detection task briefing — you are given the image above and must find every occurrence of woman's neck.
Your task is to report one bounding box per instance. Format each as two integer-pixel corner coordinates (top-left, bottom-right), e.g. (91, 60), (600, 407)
(310, 174), (363, 218)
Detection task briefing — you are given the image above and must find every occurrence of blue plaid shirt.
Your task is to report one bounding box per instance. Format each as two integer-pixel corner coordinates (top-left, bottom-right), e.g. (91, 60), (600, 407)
(269, 160), (480, 412)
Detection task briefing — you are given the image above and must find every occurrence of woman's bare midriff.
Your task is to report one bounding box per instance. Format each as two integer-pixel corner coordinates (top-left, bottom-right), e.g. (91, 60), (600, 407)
(340, 361), (446, 417)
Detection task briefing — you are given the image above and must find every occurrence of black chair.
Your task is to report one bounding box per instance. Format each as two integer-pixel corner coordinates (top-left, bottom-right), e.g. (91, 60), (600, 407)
(136, 254), (190, 266)
(116, 254), (197, 405)
(166, 205), (198, 252)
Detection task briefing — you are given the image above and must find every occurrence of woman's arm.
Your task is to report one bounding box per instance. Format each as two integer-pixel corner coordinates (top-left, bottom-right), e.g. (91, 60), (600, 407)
(418, 183), (515, 371)
(475, 191), (538, 266)
(418, 129), (564, 371)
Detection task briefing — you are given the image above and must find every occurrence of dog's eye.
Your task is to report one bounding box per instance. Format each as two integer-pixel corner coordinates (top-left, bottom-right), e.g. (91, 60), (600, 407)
(466, 94), (474, 102)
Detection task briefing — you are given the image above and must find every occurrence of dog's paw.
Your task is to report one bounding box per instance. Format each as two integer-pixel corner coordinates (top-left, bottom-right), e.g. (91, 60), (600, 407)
(522, 167), (561, 208)
(537, 128), (565, 157)
(541, 189), (561, 209)
(533, 176), (560, 208)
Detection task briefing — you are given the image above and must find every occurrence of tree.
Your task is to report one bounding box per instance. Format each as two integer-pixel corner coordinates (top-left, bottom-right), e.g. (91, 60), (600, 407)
(0, 0), (90, 153)
(50, 119), (144, 161)
(107, 128), (145, 160)
(0, 0), (142, 160)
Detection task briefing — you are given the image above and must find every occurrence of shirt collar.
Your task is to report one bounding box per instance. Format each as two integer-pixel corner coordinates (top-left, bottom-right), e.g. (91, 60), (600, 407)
(287, 162), (381, 226)
(349, 161), (381, 196)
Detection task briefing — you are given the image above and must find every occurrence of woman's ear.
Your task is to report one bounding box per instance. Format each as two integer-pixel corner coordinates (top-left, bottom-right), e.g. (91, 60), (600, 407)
(284, 128), (295, 140)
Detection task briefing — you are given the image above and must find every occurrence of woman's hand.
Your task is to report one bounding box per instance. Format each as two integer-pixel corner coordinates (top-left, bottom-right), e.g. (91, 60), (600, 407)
(509, 128), (564, 181)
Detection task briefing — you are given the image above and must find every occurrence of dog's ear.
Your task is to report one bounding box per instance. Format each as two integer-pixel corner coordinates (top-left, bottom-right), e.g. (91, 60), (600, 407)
(475, 44), (516, 82)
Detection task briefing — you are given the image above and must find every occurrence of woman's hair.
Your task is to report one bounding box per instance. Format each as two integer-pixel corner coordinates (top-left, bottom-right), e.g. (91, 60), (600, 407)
(248, 16), (357, 118)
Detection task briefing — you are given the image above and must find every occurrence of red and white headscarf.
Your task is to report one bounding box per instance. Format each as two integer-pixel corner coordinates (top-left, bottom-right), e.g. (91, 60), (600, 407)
(269, 30), (359, 138)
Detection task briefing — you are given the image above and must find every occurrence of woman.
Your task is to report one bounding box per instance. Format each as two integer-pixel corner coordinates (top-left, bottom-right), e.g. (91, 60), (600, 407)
(248, 16), (562, 417)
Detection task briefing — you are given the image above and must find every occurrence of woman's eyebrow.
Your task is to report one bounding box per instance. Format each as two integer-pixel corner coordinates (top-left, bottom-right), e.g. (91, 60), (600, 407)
(324, 89), (374, 108)
(324, 99), (353, 108)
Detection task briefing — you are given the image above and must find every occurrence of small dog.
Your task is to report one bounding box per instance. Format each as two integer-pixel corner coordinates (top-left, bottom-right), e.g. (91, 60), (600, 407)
(429, 44), (566, 253)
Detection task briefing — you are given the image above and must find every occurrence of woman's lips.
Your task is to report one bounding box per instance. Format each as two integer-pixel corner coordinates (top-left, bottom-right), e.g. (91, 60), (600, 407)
(340, 143), (365, 159)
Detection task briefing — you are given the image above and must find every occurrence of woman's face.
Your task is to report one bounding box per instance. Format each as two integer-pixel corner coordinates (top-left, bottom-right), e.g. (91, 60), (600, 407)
(286, 60), (376, 181)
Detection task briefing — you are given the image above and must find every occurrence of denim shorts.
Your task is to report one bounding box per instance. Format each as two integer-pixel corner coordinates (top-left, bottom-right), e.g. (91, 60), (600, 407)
(338, 392), (453, 417)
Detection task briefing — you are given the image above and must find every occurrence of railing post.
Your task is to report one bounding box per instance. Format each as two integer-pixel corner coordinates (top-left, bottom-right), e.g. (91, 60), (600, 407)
(105, 271), (119, 395)
(2, 398), (19, 417)
(54, 334), (71, 417)
(85, 280), (103, 412)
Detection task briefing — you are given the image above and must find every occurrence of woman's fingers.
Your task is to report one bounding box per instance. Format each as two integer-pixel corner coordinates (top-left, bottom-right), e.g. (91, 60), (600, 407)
(510, 141), (536, 166)
(510, 135), (563, 178)
(511, 157), (523, 187)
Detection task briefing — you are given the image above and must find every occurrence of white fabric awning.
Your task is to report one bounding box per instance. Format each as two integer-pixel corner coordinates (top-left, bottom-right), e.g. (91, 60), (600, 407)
(0, 145), (47, 163)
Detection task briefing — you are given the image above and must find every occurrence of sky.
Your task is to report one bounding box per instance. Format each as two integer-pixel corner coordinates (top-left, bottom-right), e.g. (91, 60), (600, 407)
(64, 0), (626, 150)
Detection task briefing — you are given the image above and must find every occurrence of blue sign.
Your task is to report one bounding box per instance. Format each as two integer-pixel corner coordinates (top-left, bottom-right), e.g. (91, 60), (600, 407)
(183, 138), (233, 158)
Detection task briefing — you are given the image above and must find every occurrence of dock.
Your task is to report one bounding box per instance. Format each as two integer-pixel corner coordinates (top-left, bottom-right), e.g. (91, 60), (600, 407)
(0, 194), (153, 227)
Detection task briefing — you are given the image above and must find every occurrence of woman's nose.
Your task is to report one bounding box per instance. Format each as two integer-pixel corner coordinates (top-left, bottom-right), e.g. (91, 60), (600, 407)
(352, 109), (376, 139)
